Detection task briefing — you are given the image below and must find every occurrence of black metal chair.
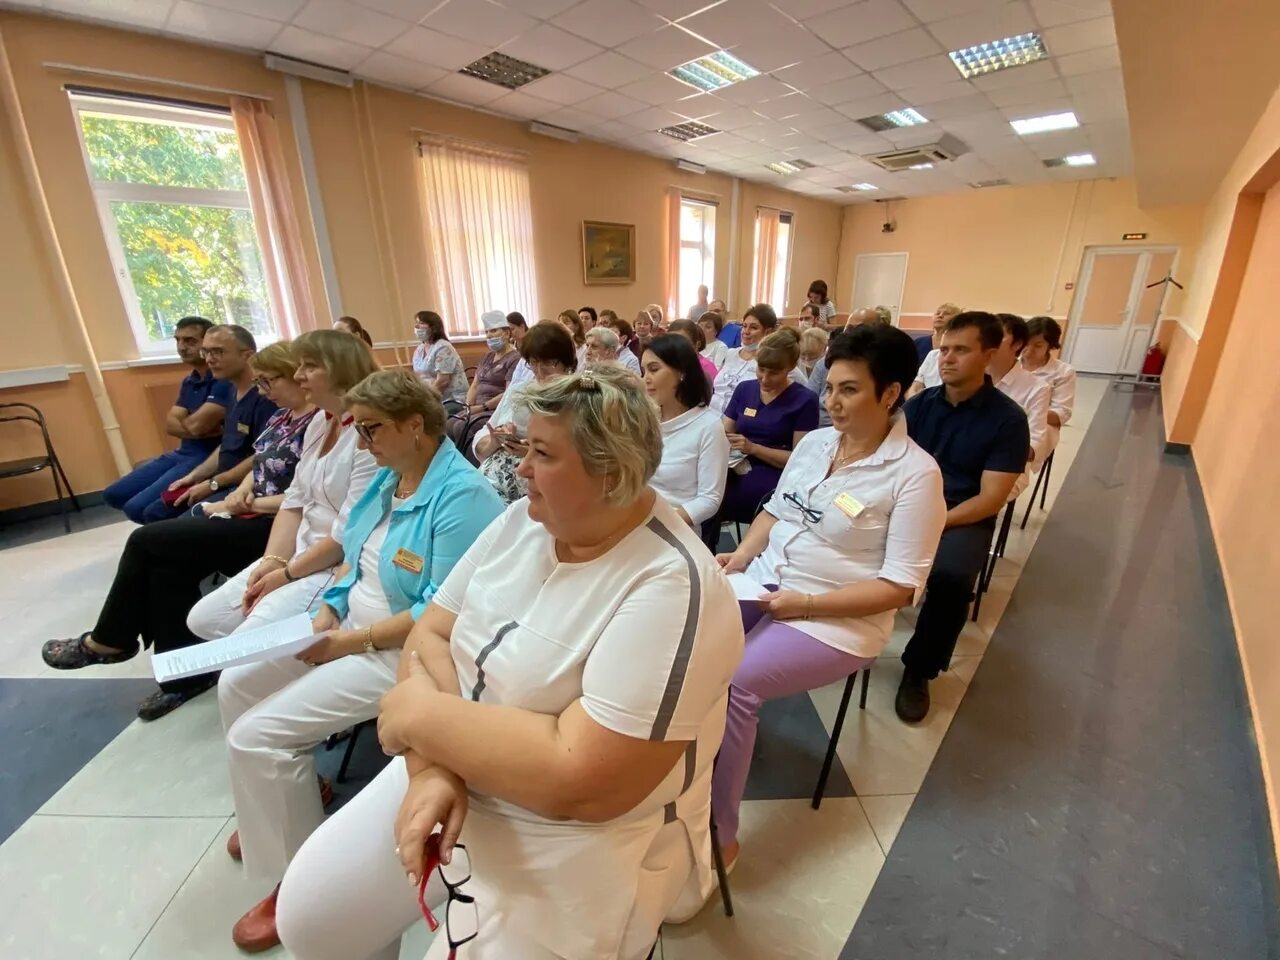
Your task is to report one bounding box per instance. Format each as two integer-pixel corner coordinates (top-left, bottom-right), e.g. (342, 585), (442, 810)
(323, 718), (375, 784)
(1019, 450), (1055, 529)
(971, 499), (1016, 621)
(708, 808), (734, 917)
(812, 667), (871, 809)
(0, 402), (80, 533)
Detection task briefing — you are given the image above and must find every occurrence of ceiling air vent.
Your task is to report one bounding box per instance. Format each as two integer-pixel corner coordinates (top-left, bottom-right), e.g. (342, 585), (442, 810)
(863, 134), (967, 172)
(971, 178), (1010, 188)
(460, 52), (550, 90)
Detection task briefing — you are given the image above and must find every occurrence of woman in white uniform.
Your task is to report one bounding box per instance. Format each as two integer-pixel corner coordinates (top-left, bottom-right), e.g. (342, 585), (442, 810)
(412, 311), (469, 416)
(709, 303), (775, 415)
(223, 372), (504, 953)
(275, 364), (743, 960)
(1021, 316), (1076, 457)
(187, 330), (379, 641)
(642, 334), (728, 529)
(711, 326), (946, 873)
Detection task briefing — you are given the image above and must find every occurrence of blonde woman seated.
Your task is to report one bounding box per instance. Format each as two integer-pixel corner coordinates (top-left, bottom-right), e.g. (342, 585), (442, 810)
(1021, 316), (1076, 457)
(188, 330), (379, 642)
(799, 325), (829, 379)
(472, 323), (576, 503)
(223, 371), (503, 953)
(712, 325), (946, 873)
(275, 364), (743, 960)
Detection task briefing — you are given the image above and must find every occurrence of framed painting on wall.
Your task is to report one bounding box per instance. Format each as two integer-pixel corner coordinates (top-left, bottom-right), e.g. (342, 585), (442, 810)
(582, 220), (635, 285)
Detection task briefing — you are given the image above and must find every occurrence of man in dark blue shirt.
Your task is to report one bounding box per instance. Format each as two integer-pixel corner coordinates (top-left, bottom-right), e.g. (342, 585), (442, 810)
(103, 317), (234, 524)
(146, 324), (278, 524)
(897, 311), (1029, 722)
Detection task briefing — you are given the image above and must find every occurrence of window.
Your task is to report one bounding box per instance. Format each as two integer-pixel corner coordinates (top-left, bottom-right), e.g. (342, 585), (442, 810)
(72, 96), (278, 354)
(773, 213), (794, 313)
(750, 207), (793, 313)
(678, 197), (717, 316)
(418, 137), (539, 337)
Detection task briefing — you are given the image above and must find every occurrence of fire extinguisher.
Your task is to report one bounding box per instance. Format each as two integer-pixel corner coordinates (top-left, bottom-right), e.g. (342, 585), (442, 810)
(1141, 344), (1166, 377)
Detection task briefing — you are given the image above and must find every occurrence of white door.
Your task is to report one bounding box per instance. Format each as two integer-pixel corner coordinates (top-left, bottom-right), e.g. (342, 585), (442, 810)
(1065, 246), (1178, 374)
(851, 252), (908, 323)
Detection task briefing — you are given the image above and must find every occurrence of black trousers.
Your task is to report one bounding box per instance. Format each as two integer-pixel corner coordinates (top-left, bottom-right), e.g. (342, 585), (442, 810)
(901, 519), (995, 680)
(94, 513), (274, 693)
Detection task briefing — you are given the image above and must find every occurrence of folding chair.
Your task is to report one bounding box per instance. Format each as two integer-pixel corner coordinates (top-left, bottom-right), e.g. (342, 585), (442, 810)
(1019, 450), (1055, 529)
(0, 402), (80, 533)
(812, 667), (871, 809)
(971, 499), (1016, 621)
(708, 809), (734, 917)
(323, 718), (375, 784)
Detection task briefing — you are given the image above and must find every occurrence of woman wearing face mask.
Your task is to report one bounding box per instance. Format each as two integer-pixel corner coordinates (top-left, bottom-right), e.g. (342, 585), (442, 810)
(799, 325), (829, 379)
(710, 303), (799, 416)
(464, 311), (520, 419)
(411, 311), (467, 416)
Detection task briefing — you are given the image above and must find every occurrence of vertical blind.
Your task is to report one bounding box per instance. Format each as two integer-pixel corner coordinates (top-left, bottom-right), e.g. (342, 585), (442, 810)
(418, 136), (539, 337)
(751, 207), (781, 307)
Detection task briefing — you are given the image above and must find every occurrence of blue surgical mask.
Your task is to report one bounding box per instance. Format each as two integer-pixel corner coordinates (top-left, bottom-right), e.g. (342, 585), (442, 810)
(486, 336), (504, 350)
(414, 327), (429, 342)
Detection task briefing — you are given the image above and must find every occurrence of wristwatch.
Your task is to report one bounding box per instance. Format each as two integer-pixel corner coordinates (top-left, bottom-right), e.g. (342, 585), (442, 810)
(209, 478), (221, 492)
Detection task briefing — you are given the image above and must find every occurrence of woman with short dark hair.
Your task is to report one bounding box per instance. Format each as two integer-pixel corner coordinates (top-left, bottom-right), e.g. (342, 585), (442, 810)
(411, 311), (467, 414)
(709, 303), (784, 416)
(712, 324), (945, 877)
(1021, 316), (1076, 449)
(806, 280), (836, 322)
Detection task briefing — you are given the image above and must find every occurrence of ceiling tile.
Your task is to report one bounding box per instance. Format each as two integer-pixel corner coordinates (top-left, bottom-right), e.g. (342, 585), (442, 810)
(809, 72), (887, 106)
(270, 25), (373, 69)
(422, 0), (536, 48)
(872, 53), (965, 90)
(1070, 92), (1126, 124)
(984, 77), (1067, 107)
(680, 0), (798, 46)
(926, 1), (1037, 51)
(769, 0), (854, 17)
(201, 0), (307, 20)
(805, 0), (916, 48)
(893, 79), (975, 105)
(488, 90), (562, 119)
(691, 103), (766, 130)
(616, 24), (717, 69)
(669, 92), (722, 117)
(713, 73), (797, 103)
(845, 28), (945, 72)
(912, 92), (993, 119)
(712, 133), (768, 157)
(902, 0), (1004, 22)
(1028, 0), (1111, 28)
(166, 1), (284, 49)
(773, 51), (863, 88)
(585, 117), (645, 139)
(352, 0), (442, 16)
(541, 105), (604, 130)
(831, 91), (909, 118)
(495, 0), (581, 15)
(499, 23), (604, 71)
(726, 23), (830, 73)
(354, 50), (448, 89)
(1063, 67), (1122, 97)
(423, 71), (511, 105)
(577, 89), (650, 119)
(616, 71), (696, 105)
(293, 0), (410, 48)
(1054, 45), (1120, 76)
(969, 58), (1058, 90)
(751, 91), (810, 120)
(563, 51), (654, 88)
(626, 105), (690, 129)
(383, 27), (489, 70)
(787, 105), (849, 130)
(552, 0), (666, 48)
(636, 0), (718, 17)
(1041, 15), (1115, 55)
(522, 72), (607, 105)
(46, 0), (174, 29)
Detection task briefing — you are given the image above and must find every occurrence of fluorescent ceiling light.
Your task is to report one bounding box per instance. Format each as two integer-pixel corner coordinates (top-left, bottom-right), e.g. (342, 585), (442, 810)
(949, 33), (1048, 79)
(659, 120), (720, 142)
(850, 182), (878, 191)
(669, 50), (759, 92)
(765, 158), (814, 175)
(908, 162), (934, 170)
(883, 107), (927, 127)
(460, 51), (550, 90)
(1064, 152), (1096, 166)
(1009, 111), (1079, 135)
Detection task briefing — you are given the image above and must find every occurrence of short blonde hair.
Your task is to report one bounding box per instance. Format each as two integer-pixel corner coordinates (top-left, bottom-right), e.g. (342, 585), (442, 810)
(251, 341), (299, 380)
(872, 305), (894, 325)
(516, 363), (662, 506)
(936, 302), (962, 319)
(345, 370), (446, 439)
(756, 327), (801, 371)
(800, 326), (829, 355)
(293, 329), (379, 395)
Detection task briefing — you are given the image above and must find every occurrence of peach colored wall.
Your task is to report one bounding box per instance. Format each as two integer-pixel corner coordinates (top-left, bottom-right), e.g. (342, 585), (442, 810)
(833, 178), (1203, 327)
(1191, 179), (1280, 855)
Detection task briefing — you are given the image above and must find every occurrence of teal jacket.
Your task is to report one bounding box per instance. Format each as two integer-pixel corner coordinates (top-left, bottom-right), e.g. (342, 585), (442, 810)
(320, 438), (503, 622)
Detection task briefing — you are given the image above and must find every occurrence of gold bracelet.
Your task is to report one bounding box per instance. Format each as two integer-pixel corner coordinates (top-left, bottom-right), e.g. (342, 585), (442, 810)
(362, 626), (376, 654)
(262, 554), (288, 568)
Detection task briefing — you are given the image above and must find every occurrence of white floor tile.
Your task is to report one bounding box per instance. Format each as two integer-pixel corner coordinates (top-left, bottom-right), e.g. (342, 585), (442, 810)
(858, 794), (914, 855)
(0, 814), (224, 960)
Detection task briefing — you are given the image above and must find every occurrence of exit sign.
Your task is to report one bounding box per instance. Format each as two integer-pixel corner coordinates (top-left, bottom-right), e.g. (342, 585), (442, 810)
(1122, 232), (1148, 241)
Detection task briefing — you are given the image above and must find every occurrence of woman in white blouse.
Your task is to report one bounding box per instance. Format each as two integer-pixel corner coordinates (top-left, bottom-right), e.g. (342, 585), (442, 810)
(275, 364), (743, 960)
(712, 325), (946, 874)
(709, 303), (778, 415)
(1021, 316), (1076, 456)
(187, 330), (379, 640)
(697, 311), (730, 369)
(642, 334), (729, 529)
(411, 311), (468, 415)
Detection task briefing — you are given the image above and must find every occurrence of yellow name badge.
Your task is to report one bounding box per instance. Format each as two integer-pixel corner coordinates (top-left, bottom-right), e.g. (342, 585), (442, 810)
(236, 422), (251, 434)
(744, 407), (758, 417)
(392, 548), (424, 574)
(833, 492), (866, 519)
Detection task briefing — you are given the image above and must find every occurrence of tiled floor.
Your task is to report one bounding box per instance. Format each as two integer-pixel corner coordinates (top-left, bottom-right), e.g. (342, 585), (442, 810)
(3, 376), (1218, 960)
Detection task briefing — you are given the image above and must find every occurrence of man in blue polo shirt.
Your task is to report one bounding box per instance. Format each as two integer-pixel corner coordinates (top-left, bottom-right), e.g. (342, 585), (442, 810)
(147, 324), (278, 524)
(897, 310), (1030, 722)
(102, 316), (234, 524)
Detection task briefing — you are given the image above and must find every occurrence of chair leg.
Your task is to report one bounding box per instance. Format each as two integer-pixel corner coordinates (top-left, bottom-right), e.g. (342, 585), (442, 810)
(50, 464), (71, 534)
(858, 666), (871, 710)
(1020, 467), (1046, 530)
(336, 721), (366, 783)
(813, 672), (856, 810)
(709, 811), (734, 917)
(1039, 452), (1054, 510)
(52, 455), (81, 512)
(994, 501), (1014, 559)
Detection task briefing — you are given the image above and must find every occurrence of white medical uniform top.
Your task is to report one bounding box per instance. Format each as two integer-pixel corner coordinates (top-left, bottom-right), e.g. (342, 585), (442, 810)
(471, 385), (533, 459)
(650, 406), (729, 525)
(343, 501), (402, 629)
(281, 413), (378, 554)
(994, 363), (1051, 497)
(709, 350), (806, 415)
(617, 348), (642, 375)
(701, 339), (729, 369)
(916, 348), (942, 389)
(1024, 356), (1077, 432)
(749, 419), (946, 659)
(508, 357), (534, 390)
(432, 497), (742, 958)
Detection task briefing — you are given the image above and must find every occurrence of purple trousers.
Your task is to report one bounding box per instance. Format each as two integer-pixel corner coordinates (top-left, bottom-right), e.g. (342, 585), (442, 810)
(711, 599), (874, 846)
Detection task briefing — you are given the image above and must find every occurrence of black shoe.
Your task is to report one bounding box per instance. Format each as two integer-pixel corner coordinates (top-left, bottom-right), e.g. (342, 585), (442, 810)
(136, 677), (216, 722)
(895, 671), (931, 723)
(42, 633), (137, 670)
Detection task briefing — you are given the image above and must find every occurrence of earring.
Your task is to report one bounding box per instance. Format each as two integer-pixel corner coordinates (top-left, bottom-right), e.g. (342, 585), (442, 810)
(414, 433), (421, 450)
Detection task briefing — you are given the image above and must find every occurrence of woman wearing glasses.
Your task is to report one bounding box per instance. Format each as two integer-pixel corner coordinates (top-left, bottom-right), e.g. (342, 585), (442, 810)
(472, 323), (577, 503)
(223, 371), (503, 954)
(710, 325), (946, 875)
(40, 341), (318, 721)
(275, 364), (743, 960)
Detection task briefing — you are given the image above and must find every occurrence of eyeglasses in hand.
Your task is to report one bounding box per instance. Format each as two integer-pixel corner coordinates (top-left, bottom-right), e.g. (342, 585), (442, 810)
(783, 491), (823, 524)
(418, 837), (478, 959)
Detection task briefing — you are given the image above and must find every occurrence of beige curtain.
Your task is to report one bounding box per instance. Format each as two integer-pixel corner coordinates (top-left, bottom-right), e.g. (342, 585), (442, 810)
(752, 207), (781, 307)
(419, 136), (539, 337)
(664, 186), (682, 321)
(230, 97), (316, 338)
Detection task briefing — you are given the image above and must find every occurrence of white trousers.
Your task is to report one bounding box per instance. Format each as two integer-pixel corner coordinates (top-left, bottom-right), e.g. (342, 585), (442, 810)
(219, 647), (401, 880)
(187, 561), (334, 641)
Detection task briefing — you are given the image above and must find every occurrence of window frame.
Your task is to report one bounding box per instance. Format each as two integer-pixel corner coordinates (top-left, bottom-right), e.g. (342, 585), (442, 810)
(70, 94), (276, 357)
(773, 212), (795, 314)
(678, 195), (717, 318)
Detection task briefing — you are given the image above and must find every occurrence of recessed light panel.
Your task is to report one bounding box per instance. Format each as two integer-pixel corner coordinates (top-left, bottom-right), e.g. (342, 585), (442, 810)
(949, 33), (1048, 79)
(971, 178), (1011, 188)
(669, 50), (760, 92)
(850, 182), (877, 190)
(908, 162), (934, 170)
(659, 121), (720, 142)
(460, 51), (550, 90)
(765, 158), (815, 175)
(1044, 153), (1096, 167)
(857, 107), (928, 133)
(1009, 111), (1079, 135)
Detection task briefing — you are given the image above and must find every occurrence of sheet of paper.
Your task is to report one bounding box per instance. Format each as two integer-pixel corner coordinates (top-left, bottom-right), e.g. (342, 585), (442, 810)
(727, 571), (770, 602)
(152, 613), (317, 684)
